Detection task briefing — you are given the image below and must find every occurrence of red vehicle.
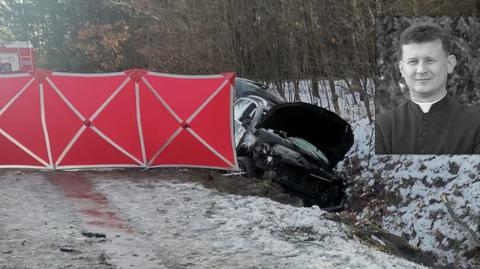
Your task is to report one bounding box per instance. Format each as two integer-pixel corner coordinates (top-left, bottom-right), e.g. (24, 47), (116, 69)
(0, 41), (35, 73)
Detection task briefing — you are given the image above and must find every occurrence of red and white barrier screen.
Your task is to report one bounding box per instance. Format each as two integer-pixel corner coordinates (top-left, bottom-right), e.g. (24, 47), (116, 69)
(0, 70), (237, 170)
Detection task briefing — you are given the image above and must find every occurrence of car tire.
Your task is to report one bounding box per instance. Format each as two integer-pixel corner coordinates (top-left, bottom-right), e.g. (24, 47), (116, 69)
(238, 156), (256, 178)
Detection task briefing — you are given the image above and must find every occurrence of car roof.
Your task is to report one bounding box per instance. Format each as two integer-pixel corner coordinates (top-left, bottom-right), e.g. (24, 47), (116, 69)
(235, 78), (285, 106)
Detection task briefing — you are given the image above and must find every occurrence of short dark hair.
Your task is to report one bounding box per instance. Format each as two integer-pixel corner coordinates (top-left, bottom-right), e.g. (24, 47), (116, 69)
(398, 22), (451, 58)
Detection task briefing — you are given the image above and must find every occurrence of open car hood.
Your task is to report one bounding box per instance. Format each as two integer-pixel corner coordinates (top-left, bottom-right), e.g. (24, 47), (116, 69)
(256, 102), (354, 167)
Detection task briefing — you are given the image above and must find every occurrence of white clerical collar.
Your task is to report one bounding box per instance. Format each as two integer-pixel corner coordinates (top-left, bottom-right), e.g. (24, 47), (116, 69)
(411, 90), (447, 113)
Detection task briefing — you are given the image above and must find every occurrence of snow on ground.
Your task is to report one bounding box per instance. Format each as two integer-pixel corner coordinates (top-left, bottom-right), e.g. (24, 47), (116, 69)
(2, 79), (477, 268)
(0, 171), (112, 269)
(337, 118), (480, 268)
(93, 176), (426, 269)
(0, 162), (443, 269)
(0, 170), (427, 269)
(278, 79), (480, 268)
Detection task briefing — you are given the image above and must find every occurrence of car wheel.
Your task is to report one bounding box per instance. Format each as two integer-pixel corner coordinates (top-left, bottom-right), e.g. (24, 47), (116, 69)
(238, 156), (256, 178)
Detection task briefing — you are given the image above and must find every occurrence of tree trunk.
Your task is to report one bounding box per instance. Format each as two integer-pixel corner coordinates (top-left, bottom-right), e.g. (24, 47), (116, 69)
(311, 78), (319, 98)
(328, 78), (340, 113)
(321, 80), (331, 111)
(293, 79), (301, 102)
(344, 79), (358, 105)
(275, 80), (286, 99)
(358, 77), (373, 123)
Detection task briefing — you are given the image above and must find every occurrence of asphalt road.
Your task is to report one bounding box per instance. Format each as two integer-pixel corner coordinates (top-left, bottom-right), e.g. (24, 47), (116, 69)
(0, 169), (427, 269)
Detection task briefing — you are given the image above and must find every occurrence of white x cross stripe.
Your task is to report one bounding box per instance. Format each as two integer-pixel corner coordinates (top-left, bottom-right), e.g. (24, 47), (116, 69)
(142, 76), (233, 168)
(46, 75), (143, 167)
(0, 76), (49, 168)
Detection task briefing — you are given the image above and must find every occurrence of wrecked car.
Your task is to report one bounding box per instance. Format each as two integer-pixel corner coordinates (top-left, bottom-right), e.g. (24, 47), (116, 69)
(234, 78), (354, 210)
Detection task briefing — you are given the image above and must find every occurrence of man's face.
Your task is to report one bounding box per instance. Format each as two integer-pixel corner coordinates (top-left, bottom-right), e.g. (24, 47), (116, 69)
(399, 39), (456, 102)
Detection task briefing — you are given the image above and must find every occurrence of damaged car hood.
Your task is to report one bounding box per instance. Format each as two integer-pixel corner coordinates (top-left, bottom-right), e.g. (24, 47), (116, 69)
(256, 102), (354, 167)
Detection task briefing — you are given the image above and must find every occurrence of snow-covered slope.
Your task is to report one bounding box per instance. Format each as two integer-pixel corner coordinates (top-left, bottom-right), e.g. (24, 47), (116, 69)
(273, 79), (479, 268)
(337, 118), (480, 268)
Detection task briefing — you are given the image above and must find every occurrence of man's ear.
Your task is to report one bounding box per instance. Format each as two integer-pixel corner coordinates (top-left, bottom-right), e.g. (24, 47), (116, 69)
(447, 55), (457, 74)
(398, 61), (405, 77)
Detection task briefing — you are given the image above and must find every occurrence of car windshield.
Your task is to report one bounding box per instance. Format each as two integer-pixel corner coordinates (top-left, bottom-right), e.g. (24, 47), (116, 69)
(289, 137), (329, 165)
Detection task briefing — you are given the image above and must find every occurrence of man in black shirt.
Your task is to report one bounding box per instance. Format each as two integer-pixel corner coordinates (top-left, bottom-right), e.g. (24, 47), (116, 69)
(375, 22), (480, 154)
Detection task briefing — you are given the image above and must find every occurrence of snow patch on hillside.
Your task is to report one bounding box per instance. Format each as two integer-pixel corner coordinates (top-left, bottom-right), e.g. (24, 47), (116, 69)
(337, 118), (480, 268)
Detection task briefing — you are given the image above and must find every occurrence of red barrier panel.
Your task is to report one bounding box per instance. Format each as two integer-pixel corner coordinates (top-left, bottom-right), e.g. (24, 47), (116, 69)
(0, 70), (237, 170)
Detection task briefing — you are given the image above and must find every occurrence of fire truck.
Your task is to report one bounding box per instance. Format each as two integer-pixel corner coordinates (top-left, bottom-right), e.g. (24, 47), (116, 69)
(0, 41), (35, 73)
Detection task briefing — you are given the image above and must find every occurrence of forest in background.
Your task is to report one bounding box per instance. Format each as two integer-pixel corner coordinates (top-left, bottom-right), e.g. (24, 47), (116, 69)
(1, 0), (480, 120)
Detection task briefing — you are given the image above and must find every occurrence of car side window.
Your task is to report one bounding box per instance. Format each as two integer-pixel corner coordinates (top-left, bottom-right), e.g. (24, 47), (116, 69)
(234, 99), (258, 125)
(233, 99), (259, 147)
(234, 99), (250, 121)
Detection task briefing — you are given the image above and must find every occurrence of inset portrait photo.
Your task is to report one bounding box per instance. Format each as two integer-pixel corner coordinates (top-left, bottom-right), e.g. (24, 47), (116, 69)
(375, 16), (480, 154)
